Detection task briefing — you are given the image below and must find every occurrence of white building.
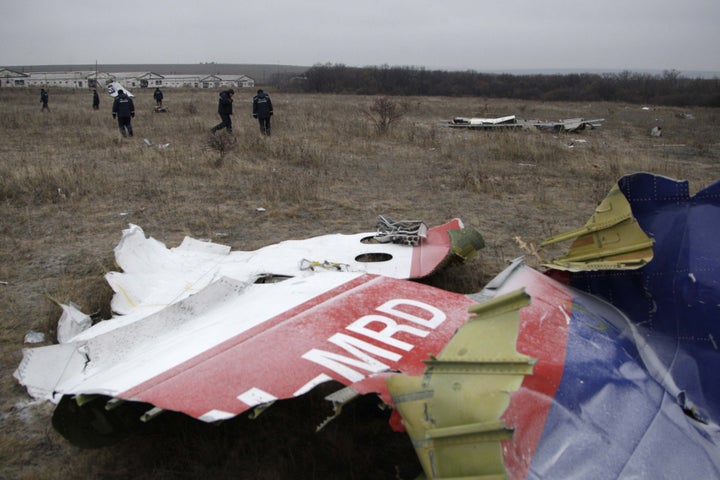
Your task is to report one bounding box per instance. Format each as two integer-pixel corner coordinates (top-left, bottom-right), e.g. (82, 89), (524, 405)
(213, 74), (255, 88)
(25, 71), (95, 88)
(0, 68), (255, 89)
(0, 68), (28, 86)
(109, 72), (165, 89)
(192, 74), (256, 89)
(0, 69), (113, 89)
(161, 74), (204, 88)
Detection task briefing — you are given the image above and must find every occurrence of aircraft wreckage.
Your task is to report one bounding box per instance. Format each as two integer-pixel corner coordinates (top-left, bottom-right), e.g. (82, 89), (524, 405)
(444, 115), (604, 132)
(15, 173), (720, 479)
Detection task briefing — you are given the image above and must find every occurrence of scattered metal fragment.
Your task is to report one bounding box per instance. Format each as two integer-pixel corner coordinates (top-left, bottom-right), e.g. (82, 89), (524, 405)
(388, 288), (534, 479)
(24, 330), (45, 344)
(541, 183), (654, 271)
(444, 115), (604, 132)
(374, 215), (428, 246)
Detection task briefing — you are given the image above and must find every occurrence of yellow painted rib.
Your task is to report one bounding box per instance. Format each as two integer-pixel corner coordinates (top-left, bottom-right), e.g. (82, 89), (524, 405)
(387, 288), (535, 479)
(448, 228), (486, 262)
(541, 183), (654, 271)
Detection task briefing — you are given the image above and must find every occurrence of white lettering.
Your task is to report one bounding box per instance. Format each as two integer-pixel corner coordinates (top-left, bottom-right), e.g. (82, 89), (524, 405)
(375, 299), (446, 329)
(346, 314), (429, 351)
(302, 333), (400, 382)
(294, 373), (333, 396)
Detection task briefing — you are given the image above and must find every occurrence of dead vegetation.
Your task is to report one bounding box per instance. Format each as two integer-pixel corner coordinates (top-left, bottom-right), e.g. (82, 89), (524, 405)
(1, 87), (719, 479)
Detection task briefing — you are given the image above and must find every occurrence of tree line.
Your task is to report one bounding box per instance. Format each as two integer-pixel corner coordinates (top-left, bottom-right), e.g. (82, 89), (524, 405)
(272, 64), (720, 107)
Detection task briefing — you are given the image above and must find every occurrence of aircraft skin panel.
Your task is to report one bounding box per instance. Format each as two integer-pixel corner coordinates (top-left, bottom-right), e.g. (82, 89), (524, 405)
(571, 173), (720, 425)
(113, 273), (475, 420)
(14, 218), (482, 428)
(492, 174), (720, 478)
(523, 267), (718, 479)
(106, 81), (133, 97)
(103, 220), (473, 320)
(484, 268), (571, 480)
(37, 274), (362, 398)
(464, 262), (719, 479)
(389, 174), (720, 479)
(409, 218), (459, 278)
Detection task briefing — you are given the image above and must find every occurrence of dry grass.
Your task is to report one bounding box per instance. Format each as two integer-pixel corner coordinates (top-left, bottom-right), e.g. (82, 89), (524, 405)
(1, 87), (719, 479)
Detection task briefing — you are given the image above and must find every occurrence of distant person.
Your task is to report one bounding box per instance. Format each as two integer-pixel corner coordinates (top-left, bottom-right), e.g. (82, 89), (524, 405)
(40, 88), (50, 112)
(92, 89), (100, 110)
(211, 89), (234, 134)
(153, 87), (164, 107)
(112, 89), (135, 137)
(252, 89), (273, 136)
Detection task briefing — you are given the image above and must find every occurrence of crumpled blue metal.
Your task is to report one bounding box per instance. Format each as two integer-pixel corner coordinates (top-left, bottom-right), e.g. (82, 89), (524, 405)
(532, 173), (720, 479)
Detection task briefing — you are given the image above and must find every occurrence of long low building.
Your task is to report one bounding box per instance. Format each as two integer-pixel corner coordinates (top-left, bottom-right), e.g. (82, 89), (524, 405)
(0, 68), (254, 89)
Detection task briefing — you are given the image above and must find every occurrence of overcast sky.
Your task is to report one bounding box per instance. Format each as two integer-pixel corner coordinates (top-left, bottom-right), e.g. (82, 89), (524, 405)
(1, 0), (718, 73)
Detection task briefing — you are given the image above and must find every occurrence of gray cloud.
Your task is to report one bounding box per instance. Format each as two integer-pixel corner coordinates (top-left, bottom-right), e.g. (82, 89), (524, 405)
(1, 0), (718, 73)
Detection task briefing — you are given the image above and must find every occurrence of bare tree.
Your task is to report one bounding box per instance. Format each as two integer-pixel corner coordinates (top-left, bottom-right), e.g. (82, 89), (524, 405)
(364, 96), (406, 134)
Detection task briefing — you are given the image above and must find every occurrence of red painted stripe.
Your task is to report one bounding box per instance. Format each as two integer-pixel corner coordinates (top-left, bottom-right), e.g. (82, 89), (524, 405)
(495, 267), (571, 480)
(409, 219), (460, 278)
(119, 274), (474, 419)
(120, 274), (376, 400)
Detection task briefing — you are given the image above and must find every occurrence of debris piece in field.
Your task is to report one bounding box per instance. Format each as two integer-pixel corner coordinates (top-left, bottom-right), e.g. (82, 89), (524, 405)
(443, 115), (604, 132)
(374, 215), (428, 246)
(541, 183), (654, 271)
(24, 330), (45, 344)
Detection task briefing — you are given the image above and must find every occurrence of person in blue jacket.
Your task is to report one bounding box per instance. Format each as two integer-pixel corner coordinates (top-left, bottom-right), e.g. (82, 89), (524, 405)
(153, 88), (164, 107)
(252, 89), (273, 136)
(211, 89), (235, 133)
(40, 89), (50, 112)
(112, 90), (135, 137)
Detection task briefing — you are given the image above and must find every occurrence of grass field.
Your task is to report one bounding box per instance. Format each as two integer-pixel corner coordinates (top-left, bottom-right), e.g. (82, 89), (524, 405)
(1, 86), (719, 479)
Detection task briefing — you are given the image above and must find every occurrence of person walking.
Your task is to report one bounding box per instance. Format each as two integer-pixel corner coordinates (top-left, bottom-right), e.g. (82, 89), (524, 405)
(112, 89), (135, 137)
(153, 87), (164, 107)
(252, 89), (273, 136)
(40, 88), (50, 112)
(210, 89), (234, 134)
(92, 89), (100, 110)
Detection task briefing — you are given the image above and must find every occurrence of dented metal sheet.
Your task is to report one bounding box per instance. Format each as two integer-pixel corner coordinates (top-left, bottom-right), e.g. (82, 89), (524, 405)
(390, 258), (720, 478)
(476, 262), (719, 479)
(446, 116), (604, 132)
(568, 173), (720, 426)
(386, 173), (720, 479)
(16, 273), (477, 423)
(102, 219), (480, 318)
(14, 219), (483, 424)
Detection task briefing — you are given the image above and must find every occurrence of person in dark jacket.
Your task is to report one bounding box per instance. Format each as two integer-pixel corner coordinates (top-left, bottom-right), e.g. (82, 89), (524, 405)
(252, 89), (273, 135)
(112, 90), (135, 137)
(40, 89), (50, 112)
(92, 89), (100, 110)
(211, 89), (234, 134)
(153, 88), (164, 107)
